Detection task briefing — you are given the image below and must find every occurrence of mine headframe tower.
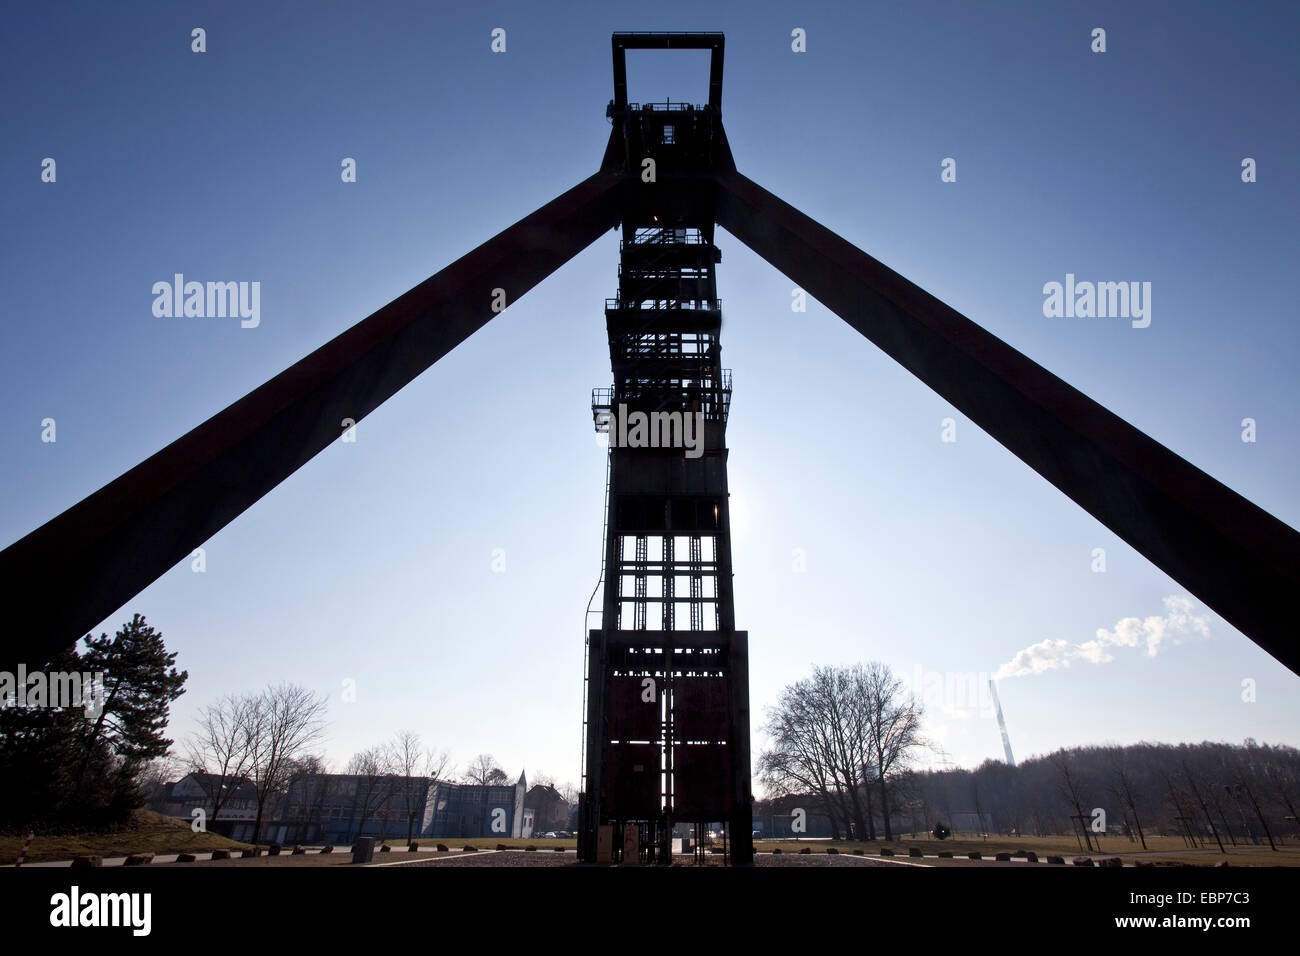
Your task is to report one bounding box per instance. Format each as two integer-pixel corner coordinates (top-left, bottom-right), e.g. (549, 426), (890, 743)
(579, 33), (752, 866)
(4, 32), (1299, 872)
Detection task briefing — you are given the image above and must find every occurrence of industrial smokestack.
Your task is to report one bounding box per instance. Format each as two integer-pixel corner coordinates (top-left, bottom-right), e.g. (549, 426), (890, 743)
(988, 679), (1016, 767)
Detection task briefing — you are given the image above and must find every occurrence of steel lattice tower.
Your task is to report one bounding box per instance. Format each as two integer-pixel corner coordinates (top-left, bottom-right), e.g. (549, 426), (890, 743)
(580, 66), (751, 859)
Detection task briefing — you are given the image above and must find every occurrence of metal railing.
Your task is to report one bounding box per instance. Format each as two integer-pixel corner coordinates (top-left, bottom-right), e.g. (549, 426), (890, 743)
(622, 228), (707, 248)
(626, 101), (703, 112)
(605, 298), (721, 311)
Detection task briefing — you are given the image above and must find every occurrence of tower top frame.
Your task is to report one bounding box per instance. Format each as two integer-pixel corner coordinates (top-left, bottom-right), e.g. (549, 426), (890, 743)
(611, 32), (725, 113)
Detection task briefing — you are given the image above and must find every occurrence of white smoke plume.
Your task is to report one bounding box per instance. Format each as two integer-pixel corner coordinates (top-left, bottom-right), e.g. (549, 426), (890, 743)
(993, 595), (1211, 680)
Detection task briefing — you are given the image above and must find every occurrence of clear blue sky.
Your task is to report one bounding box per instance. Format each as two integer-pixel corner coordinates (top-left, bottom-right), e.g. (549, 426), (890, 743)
(2, 0), (1297, 788)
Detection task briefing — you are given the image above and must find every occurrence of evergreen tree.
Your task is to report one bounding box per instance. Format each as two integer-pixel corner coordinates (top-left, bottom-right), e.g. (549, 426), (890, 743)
(80, 613), (188, 766)
(70, 614), (188, 815)
(1, 615), (187, 830)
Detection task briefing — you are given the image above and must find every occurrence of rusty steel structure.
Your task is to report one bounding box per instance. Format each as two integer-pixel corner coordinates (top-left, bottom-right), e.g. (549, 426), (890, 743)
(582, 35), (749, 862)
(3, 32), (1299, 867)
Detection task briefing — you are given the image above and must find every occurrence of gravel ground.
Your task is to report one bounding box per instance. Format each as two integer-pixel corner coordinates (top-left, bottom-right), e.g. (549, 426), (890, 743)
(405, 850), (575, 867)
(756, 853), (899, 866)
(401, 850), (903, 867)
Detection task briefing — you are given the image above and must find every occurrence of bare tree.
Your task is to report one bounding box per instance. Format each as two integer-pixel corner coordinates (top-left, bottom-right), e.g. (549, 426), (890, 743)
(759, 678), (841, 837)
(347, 745), (396, 837)
(463, 753), (507, 787)
(1264, 762), (1300, 839)
(389, 732), (423, 843)
(1230, 758), (1276, 851)
(860, 662), (924, 842)
(1181, 762), (1226, 854)
(282, 754), (331, 841)
(137, 752), (183, 806)
(759, 666), (869, 840)
(186, 693), (256, 828)
(387, 731), (449, 844)
(1108, 748), (1147, 850)
(1055, 752), (1095, 852)
(424, 747), (452, 783)
(1162, 770), (1201, 847)
(246, 683), (328, 844)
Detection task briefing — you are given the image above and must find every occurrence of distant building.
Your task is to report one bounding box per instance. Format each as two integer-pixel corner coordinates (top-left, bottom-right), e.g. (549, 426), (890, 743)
(273, 770), (531, 845)
(525, 783), (570, 834)
(154, 768), (541, 846)
(424, 772), (528, 840)
(752, 794), (835, 838)
(149, 772), (261, 841)
(273, 772), (433, 846)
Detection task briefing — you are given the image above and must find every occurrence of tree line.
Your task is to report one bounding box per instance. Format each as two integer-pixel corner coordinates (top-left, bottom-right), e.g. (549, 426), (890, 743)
(902, 740), (1299, 848)
(756, 660), (1299, 848)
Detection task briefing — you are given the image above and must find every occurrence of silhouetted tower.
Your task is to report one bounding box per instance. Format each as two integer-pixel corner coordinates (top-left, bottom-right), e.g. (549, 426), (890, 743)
(579, 33), (752, 865)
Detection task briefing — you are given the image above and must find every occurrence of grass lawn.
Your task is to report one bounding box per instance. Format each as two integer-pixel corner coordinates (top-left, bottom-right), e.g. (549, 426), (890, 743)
(387, 837), (577, 851)
(15, 819), (1290, 868)
(0, 810), (249, 864)
(754, 831), (1300, 866)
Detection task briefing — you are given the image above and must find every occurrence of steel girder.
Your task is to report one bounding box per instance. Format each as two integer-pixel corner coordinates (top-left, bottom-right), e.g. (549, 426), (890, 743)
(712, 161), (1300, 677)
(1, 170), (625, 670)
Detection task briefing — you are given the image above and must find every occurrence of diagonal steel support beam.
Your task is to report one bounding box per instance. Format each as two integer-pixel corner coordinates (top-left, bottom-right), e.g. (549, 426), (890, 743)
(2, 169), (625, 669)
(713, 166), (1300, 676)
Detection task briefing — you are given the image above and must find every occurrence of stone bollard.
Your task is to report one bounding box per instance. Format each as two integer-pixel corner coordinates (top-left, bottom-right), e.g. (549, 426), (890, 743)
(436, 843), (449, 852)
(1047, 855), (1065, 864)
(826, 847), (838, 854)
(1072, 857), (1095, 867)
(463, 845), (478, 852)
(880, 848), (894, 856)
(526, 846), (537, 852)
(380, 845), (392, 853)
(240, 848), (262, 858)
(968, 852), (982, 860)
(71, 855), (102, 868)
(268, 844), (281, 856)
(798, 847), (811, 855)
(292, 845), (306, 855)
(995, 852), (1012, 861)
(772, 848), (782, 854)
(1025, 852), (1039, 862)
(554, 847), (565, 852)
(408, 842), (419, 852)
(351, 837), (375, 864)
(853, 849), (865, 855)
(320, 845), (334, 854)
(909, 847), (923, 857)
(497, 844), (508, 851)
(175, 853), (197, 863)
(1098, 857), (1123, 868)
(124, 853), (154, 866)
(211, 849), (232, 860)
(938, 851), (953, 858)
